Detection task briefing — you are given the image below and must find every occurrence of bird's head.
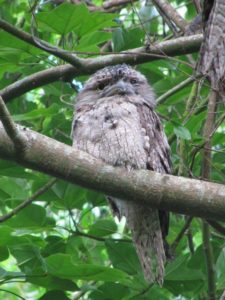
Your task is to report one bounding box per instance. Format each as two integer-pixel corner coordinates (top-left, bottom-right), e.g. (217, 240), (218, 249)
(76, 64), (156, 108)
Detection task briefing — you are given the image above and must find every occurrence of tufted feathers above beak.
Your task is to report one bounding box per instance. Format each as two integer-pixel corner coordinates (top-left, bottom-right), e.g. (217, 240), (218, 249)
(100, 80), (135, 97)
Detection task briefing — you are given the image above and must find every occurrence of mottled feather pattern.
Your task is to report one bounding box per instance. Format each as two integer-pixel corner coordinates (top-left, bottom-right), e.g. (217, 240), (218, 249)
(72, 64), (171, 284)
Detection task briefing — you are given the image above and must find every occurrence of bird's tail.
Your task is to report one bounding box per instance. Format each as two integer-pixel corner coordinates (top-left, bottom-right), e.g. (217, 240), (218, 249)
(124, 203), (166, 284)
(109, 198), (166, 284)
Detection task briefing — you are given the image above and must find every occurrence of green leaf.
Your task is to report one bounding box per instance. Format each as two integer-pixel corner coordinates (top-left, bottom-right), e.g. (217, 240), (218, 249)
(113, 28), (144, 52)
(106, 240), (141, 275)
(45, 253), (129, 283)
(37, 3), (116, 36)
(9, 242), (47, 275)
(0, 161), (38, 179)
(37, 3), (89, 34)
(0, 226), (14, 246)
(174, 126), (191, 140)
(5, 204), (47, 228)
(52, 181), (87, 209)
(13, 104), (59, 122)
(0, 246), (9, 261)
(88, 219), (117, 237)
(0, 177), (29, 198)
(77, 31), (112, 51)
(0, 30), (40, 60)
(0, 266), (25, 280)
(216, 247), (225, 289)
(89, 282), (129, 300)
(39, 290), (70, 300)
(42, 236), (66, 256)
(30, 275), (78, 291)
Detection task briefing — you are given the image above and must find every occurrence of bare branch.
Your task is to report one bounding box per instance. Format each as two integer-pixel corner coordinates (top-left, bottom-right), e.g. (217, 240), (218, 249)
(0, 178), (57, 223)
(0, 122), (225, 222)
(202, 90), (218, 300)
(54, 0), (139, 12)
(193, 0), (202, 13)
(0, 34), (203, 102)
(75, 229), (131, 243)
(0, 96), (26, 151)
(157, 76), (196, 105)
(171, 217), (193, 250)
(152, 0), (188, 32)
(0, 65), (78, 102)
(0, 18), (84, 67)
(103, 0), (133, 9)
(207, 220), (225, 236)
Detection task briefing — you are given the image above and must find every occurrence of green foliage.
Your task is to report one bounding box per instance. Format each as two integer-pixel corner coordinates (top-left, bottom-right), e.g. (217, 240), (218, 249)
(0, 0), (225, 299)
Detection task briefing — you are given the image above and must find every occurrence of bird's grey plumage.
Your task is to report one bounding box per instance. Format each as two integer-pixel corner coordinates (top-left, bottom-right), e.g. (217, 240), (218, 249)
(72, 64), (171, 284)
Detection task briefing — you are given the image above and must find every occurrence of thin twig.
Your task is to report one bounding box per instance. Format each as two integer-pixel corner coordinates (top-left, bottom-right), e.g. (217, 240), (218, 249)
(202, 221), (216, 300)
(202, 90), (218, 300)
(171, 216), (193, 250)
(157, 76), (196, 105)
(207, 220), (225, 236)
(186, 226), (195, 254)
(0, 96), (26, 151)
(0, 289), (26, 300)
(0, 178), (57, 222)
(75, 228), (131, 243)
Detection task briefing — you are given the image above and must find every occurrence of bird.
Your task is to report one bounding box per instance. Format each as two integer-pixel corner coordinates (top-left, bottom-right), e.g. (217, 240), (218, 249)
(71, 64), (172, 284)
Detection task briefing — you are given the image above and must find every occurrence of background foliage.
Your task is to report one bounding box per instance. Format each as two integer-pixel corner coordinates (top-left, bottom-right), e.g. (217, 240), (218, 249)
(0, 0), (225, 299)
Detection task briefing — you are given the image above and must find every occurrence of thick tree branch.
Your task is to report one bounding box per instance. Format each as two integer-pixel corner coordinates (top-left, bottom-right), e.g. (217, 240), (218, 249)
(152, 0), (188, 32)
(0, 122), (225, 222)
(0, 34), (203, 102)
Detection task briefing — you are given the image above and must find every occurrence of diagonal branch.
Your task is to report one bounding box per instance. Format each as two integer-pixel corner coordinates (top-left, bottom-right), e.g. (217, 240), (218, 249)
(54, 0), (139, 12)
(0, 34), (203, 102)
(0, 18), (84, 67)
(0, 96), (26, 152)
(0, 122), (225, 222)
(171, 217), (193, 250)
(0, 178), (57, 223)
(152, 0), (188, 32)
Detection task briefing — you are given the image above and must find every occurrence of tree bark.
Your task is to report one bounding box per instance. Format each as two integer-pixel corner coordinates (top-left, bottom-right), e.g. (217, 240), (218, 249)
(0, 34), (203, 102)
(0, 122), (225, 222)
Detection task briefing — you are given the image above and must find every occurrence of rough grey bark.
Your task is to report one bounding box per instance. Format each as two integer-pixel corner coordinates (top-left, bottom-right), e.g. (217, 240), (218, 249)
(197, 0), (225, 101)
(0, 122), (225, 222)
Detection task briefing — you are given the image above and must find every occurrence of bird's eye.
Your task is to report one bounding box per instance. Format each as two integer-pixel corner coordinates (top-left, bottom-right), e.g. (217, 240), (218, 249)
(130, 78), (138, 84)
(98, 82), (106, 90)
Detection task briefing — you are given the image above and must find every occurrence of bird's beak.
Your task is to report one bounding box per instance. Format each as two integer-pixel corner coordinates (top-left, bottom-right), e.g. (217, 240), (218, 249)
(101, 80), (134, 97)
